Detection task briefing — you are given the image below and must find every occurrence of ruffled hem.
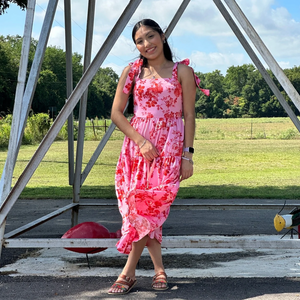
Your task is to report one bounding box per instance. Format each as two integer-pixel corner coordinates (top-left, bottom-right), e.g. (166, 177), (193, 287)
(116, 226), (137, 254)
(116, 188), (175, 254)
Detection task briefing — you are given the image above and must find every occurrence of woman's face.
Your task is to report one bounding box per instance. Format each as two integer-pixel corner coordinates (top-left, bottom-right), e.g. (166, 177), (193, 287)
(134, 25), (164, 60)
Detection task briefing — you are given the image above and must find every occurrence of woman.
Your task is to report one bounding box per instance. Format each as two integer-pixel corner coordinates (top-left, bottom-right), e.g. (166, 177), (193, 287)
(108, 19), (209, 295)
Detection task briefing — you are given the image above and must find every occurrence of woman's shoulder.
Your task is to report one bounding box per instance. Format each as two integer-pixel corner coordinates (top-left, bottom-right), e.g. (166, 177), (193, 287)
(176, 58), (210, 96)
(120, 59), (141, 79)
(177, 60), (194, 79)
(118, 65), (131, 83)
(177, 63), (193, 72)
(177, 58), (193, 71)
(122, 59), (143, 78)
(121, 65), (131, 76)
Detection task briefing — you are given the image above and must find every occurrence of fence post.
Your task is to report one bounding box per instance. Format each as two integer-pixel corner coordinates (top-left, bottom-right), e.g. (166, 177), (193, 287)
(91, 119), (96, 138)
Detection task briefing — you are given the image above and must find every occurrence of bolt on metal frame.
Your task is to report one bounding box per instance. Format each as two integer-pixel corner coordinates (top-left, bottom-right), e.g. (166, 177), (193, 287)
(1, 0), (300, 258)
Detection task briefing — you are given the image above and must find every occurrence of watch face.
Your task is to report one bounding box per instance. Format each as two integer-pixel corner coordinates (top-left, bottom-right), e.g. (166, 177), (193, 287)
(184, 147), (194, 153)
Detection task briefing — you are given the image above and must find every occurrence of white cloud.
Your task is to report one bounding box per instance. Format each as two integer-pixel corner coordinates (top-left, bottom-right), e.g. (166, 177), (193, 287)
(177, 2), (232, 37)
(36, 0), (49, 5)
(190, 51), (246, 74)
(226, 0), (300, 61)
(21, 0), (299, 75)
(34, 9), (46, 23)
(278, 61), (292, 70)
(91, 33), (135, 59)
(111, 35), (137, 57)
(47, 26), (65, 49)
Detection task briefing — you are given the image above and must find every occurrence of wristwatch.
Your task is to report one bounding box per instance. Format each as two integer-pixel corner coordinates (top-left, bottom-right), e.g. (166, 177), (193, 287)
(183, 147), (194, 154)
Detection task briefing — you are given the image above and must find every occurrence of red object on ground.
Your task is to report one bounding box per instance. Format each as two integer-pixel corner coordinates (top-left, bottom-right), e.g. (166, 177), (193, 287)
(61, 222), (121, 254)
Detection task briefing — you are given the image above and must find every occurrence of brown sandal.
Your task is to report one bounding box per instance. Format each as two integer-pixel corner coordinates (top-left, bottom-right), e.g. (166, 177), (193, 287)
(107, 274), (137, 295)
(152, 271), (168, 291)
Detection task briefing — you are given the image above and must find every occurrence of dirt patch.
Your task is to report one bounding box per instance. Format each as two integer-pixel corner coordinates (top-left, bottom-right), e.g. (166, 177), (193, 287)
(62, 250), (269, 269)
(0, 248), (41, 268)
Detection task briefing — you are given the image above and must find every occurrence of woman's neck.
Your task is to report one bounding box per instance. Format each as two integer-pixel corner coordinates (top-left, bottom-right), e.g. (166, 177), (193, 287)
(147, 56), (169, 69)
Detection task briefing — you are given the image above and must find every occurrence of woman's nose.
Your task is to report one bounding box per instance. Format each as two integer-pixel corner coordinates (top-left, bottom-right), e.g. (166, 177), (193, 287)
(144, 38), (151, 47)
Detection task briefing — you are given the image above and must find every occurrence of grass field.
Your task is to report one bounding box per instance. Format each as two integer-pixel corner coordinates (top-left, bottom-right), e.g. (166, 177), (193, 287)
(0, 117), (300, 199)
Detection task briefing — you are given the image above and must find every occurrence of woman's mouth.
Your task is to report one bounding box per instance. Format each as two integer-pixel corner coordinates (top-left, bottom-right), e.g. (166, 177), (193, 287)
(146, 47), (156, 53)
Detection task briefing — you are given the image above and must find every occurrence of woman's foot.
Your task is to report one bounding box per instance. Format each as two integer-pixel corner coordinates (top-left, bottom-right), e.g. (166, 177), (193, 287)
(107, 274), (137, 295)
(152, 271), (168, 290)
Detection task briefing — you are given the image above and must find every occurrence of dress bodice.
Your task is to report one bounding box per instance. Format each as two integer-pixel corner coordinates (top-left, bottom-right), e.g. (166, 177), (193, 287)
(122, 58), (209, 119)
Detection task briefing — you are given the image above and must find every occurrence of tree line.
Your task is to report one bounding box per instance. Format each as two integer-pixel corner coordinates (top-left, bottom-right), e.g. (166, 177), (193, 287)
(195, 65), (300, 118)
(0, 35), (118, 119)
(1, 35), (299, 120)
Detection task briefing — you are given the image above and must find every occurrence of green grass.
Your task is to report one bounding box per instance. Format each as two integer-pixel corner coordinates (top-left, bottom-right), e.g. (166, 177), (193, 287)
(1, 117), (300, 199)
(195, 117), (300, 140)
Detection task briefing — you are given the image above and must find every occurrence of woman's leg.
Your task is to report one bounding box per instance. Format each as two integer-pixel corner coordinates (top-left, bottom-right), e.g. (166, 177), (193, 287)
(147, 237), (167, 289)
(108, 235), (148, 294)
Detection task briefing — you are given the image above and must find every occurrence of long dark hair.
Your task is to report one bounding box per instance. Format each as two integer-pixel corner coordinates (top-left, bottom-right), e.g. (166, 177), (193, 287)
(132, 19), (173, 67)
(127, 19), (173, 114)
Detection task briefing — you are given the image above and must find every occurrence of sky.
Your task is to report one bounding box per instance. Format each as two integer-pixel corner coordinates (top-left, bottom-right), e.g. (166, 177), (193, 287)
(0, 0), (299, 76)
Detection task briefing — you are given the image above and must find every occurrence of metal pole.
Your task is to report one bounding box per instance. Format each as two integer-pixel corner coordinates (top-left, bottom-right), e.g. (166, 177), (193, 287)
(213, 0), (300, 133)
(64, 0), (75, 185)
(72, 0), (96, 226)
(0, 0), (142, 228)
(0, 219), (6, 259)
(0, 0), (58, 205)
(165, 0), (190, 38)
(81, 121), (118, 184)
(17, 0), (59, 145)
(224, 0), (300, 113)
(0, 0), (36, 204)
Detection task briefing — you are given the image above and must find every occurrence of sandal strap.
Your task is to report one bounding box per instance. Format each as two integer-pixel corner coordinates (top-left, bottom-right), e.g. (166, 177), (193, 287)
(109, 275), (136, 293)
(111, 282), (128, 291)
(152, 271), (168, 290)
(119, 274), (135, 284)
(153, 271), (167, 280)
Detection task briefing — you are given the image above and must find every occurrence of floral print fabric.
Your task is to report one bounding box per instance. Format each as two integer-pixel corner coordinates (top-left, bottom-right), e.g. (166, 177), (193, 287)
(115, 59), (208, 254)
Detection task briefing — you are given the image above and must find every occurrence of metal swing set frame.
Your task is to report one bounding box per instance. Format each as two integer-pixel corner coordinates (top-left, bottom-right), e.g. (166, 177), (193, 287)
(1, 0), (300, 260)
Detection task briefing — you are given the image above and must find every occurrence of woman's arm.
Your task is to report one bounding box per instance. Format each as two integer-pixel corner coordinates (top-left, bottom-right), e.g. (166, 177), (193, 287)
(111, 66), (159, 161)
(178, 64), (196, 181)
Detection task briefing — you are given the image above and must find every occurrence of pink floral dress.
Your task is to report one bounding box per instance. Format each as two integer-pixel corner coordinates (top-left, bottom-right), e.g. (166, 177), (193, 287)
(115, 59), (209, 254)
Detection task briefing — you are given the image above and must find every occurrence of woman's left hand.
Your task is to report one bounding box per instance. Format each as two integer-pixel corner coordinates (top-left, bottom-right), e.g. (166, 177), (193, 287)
(180, 158), (193, 181)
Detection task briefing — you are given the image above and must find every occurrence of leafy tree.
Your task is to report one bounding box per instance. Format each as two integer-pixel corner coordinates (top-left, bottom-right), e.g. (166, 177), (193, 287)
(34, 46), (83, 117)
(0, 0), (27, 15)
(1, 33), (299, 119)
(195, 70), (227, 118)
(0, 37), (19, 113)
(87, 67), (118, 118)
(33, 69), (58, 114)
(0, 35), (36, 114)
(224, 64), (255, 96)
(283, 67), (300, 116)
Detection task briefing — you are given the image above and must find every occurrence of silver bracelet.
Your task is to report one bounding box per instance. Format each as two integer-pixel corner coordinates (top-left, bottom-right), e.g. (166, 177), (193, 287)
(182, 156), (194, 165)
(139, 139), (147, 149)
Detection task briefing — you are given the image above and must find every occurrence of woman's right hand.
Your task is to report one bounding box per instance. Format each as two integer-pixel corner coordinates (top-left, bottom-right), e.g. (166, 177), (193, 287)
(139, 140), (159, 162)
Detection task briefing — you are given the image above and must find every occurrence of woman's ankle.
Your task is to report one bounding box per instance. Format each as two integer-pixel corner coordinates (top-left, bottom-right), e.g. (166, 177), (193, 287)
(120, 271), (136, 281)
(154, 267), (165, 274)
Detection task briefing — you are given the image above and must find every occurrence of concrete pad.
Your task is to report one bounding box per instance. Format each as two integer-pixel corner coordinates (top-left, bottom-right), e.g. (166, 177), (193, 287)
(1, 235), (300, 278)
